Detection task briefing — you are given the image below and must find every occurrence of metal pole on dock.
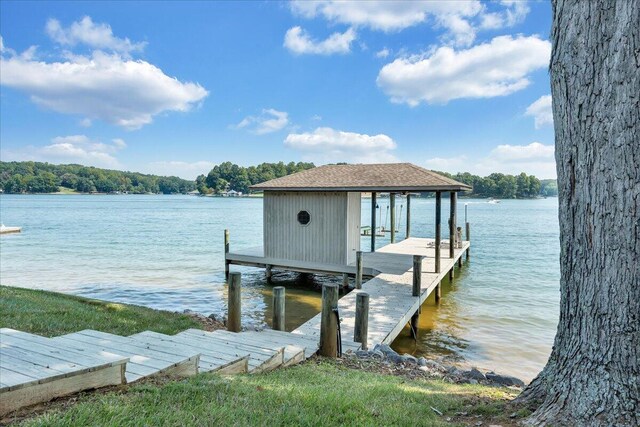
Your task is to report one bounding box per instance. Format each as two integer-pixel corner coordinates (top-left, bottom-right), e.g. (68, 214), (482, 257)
(355, 251), (363, 289)
(406, 193), (411, 239)
(412, 255), (423, 297)
(354, 292), (369, 350)
(224, 229), (230, 281)
(227, 272), (241, 332)
(435, 192), (442, 273)
(273, 286), (285, 331)
(370, 192), (377, 252)
(319, 284), (339, 357)
(449, 192), (457, 259)
(390, 193), (396, 243)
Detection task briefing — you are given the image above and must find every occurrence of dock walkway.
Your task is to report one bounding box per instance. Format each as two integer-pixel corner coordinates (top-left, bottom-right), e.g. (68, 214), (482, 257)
(292, 237), (469, 349)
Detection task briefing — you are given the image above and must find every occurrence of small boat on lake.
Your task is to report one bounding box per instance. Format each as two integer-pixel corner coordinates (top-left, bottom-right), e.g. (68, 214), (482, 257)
(0, 224), (22, 234)
(487, 198), (501, 204)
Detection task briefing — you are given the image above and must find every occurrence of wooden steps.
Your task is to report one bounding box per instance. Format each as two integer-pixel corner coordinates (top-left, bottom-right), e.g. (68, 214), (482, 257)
(50, 330), (200, 383)
(0, 328), (127, 416)
(212, 330), (305, 367)
(176, 329), (284, 373)
(128, 331), (249, 375)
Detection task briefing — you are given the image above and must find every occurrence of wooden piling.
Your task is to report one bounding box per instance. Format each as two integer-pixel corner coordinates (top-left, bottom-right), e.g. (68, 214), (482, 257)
(435, 191), (442, 273)
(272, 286), (285, 331)
(319, 284), (339, 357)
(390, 193), (396, 243)
(266, 265), (272, 282)
(405, 193), (411, 239)
(458, 257), (462, 268)
(435, 281), (441, 303)
(412, 255), (422, 297)
(466, 222), (471, 260)
(342, 273), (349, 289)
(227, 272), (241, 332)
(355, 251), (363, 289)
(224, 229), (230, 281)
(410, 311), (419, 339)
(371, 192), (377, 252)
(449, 192), (457, 258)
(354, 292), (369, 350)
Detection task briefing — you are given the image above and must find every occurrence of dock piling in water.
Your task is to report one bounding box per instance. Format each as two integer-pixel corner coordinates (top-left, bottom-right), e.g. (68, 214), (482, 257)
(272, 286), (285, 331)
(412, 255), (423, 297)
(466, 222), (471, 260)
(319, 284), (339, 357)
(227, 272), (241, 332)
(390, 193), (396, 243)
(449, 192), (457, 259)
(224, 229), (230, 281)
(370, 192), (377, 252)
(355, 251), (363, 289)
(435, 192), (442, 273)
(354, 292), (369, 350)
(405, 193), (411, 239)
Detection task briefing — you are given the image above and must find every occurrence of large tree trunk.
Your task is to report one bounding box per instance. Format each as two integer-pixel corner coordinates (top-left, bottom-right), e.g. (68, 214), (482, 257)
(518, 1), (639, 426)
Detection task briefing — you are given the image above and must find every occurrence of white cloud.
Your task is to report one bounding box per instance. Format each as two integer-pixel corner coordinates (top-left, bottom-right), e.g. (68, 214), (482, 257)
(425, 142), (556, 178)
(143, 161), (215, 180)
(377, 35), (551, 106)
(375, 47), (390, 58)
(46, 16), (146, 55)
(525, 95), (553, 129)
(235, 109), (290, 134)
(289, 1), (530, 47)
(1, 49), (208, 130)
(284, 26), (356, 55)
(1, 135), (126, 168)
(284, 127), (397, 163)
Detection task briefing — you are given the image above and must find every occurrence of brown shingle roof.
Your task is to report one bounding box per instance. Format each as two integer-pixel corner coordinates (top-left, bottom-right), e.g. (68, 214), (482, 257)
(250, 163), (471, 192)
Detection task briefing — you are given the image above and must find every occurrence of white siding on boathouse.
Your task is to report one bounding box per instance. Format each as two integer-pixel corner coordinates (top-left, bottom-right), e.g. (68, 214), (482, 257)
(263, 191), (361, 265)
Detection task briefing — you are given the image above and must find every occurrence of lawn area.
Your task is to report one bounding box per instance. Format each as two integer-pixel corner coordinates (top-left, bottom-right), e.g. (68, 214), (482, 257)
(0, 286), (201, 336)
(0, 286), (524, 426)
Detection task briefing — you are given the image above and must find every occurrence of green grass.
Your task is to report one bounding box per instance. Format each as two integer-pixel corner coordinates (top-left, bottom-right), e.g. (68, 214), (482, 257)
(0, 286), (201, 336)
(53, 187), (80, 194)
(1, 286), (521, 426)
(17, 362), (516, 426)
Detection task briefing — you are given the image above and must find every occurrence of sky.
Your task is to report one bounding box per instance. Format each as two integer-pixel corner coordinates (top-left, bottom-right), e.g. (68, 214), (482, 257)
(0, 1), (556, 180)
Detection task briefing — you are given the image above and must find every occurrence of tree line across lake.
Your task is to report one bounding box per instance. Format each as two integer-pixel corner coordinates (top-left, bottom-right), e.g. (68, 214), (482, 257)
(0, 160), (557, 198)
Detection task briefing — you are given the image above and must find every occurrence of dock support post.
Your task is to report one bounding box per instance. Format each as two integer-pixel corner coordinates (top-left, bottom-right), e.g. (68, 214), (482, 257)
(371, 192), (377, 252)
(342, 273), (349, 289)
(227, 272), (241, 332)
(412, 255), (423, 297)
(435, 192), (442, 273)
(273, 286), (285, 331)
(390, 193), (396, 243)
(354, 292), (369, 350)
(466, 222), (471, 260)
(266, 265), (272, 282)
(406, 193), (411, 239)
(224, 229), (230, 281)
(410, 312), (419, 339)
(449, 192), (457, 259)
(435, 280), (441, 303)
(319, 284), (339, 357)
(458, 257), (462, 268)
(355, 251), (363, 289)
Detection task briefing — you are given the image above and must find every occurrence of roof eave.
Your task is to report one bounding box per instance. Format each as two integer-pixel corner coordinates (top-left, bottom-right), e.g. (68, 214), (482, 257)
(249, 185), (472, 192)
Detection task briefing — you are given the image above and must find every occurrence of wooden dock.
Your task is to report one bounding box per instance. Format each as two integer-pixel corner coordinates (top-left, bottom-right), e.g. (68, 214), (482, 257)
(227, 237), (469, 350)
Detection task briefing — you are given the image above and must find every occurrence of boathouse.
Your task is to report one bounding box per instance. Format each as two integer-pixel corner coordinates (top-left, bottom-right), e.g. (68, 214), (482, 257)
(225, 163), (471, 278)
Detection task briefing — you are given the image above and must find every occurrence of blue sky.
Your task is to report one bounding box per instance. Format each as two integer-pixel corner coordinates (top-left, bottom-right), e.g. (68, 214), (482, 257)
(0, 1), (555, 179)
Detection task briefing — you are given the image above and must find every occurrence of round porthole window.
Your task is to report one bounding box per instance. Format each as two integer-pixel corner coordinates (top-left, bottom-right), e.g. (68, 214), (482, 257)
(297, 210), (311, 225)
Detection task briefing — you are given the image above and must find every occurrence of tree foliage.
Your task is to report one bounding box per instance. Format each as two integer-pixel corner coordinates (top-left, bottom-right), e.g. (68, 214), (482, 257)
(0, 162), (196, 194)
(202, 161), (316, 194)
(435, 171), (545, 199)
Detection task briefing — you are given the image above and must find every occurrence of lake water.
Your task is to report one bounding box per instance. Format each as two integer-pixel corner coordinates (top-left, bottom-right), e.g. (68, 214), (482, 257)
(0, 195), (560, 381)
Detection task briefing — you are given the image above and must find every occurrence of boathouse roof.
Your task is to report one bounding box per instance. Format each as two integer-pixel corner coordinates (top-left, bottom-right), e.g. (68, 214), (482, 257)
(250, 163), (471, 192)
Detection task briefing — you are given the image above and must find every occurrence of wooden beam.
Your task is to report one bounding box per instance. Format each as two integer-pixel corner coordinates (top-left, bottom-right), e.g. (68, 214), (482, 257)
(319, 284), (339, 357)
(272, 286), (285, 331)
(412, 255), (423, 297)
(435, 191), (441, 273)
(390, 193), (396, 243)
(354, 292), (369, 350)
(227, 272), (241, 332)
(449, 191), (457, 258)
(405, 193), (411, 239)
(224, 229), (230, 281)
(370, 192), (377, 252)
(355, 251), (363, 289)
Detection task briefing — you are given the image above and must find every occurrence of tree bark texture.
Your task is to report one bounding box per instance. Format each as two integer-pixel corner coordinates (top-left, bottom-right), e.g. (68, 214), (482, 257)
(519, 1), (639, 426)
